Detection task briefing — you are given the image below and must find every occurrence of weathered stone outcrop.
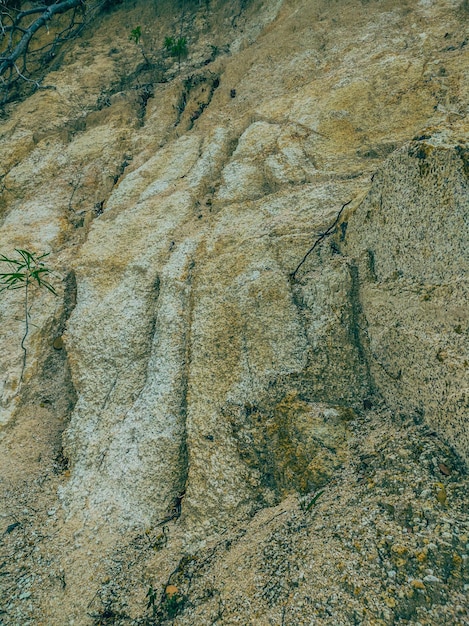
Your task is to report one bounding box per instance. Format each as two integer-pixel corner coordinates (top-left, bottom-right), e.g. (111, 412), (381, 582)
(344, 139), (469, 464)
(0, 0), (467, 623)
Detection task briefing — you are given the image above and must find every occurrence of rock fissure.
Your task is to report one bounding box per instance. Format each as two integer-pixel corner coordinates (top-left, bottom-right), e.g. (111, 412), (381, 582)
(345, 260), (375, 397)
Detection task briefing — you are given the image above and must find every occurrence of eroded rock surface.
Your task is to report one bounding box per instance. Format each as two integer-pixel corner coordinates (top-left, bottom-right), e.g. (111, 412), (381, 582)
(344, 140), (469, 464)
(0, 0), (467, 624)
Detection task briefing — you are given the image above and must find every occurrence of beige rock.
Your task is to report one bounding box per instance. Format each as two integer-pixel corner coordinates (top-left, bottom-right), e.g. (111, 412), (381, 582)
(343, 139), (469, 464)
(0, 0), (467, 623)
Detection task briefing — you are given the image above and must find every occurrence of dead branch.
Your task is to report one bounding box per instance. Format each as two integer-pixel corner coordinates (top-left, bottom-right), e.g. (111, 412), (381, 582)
(290, 200), (352, 281)
(0, 0), (111, 106)
(0, 1), (83, 73)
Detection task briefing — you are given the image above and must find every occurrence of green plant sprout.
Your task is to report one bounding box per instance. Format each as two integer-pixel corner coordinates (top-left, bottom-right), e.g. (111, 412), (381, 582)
(0, 249), (57, 381)
(129, 25), (142, 45)
(146, 585), (158, 616)
(164, 36), (188, 68)
(129, 26), (153, 67)
(304, 489), (325, 512)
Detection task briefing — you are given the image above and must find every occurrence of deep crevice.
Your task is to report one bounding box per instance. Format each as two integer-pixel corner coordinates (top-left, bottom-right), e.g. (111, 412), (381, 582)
(174, 71), (220, 131)
(177, 257), (196, 520)
(17, 270), (79, 472)
(346, 261), (376, 398)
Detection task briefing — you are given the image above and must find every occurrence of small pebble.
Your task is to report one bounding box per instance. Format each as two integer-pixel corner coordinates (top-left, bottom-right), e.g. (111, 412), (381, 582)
(19, 592), (31, 600)
(423, 575), (440, 583)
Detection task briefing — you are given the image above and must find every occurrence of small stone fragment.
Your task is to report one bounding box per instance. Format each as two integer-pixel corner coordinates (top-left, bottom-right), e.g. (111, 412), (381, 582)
(438, 463), (451, 476)
(53, 337), (64, 350)
(410, 579), (426, 590)
(423, 574), (440, 583)
(435, 484), (447, 505)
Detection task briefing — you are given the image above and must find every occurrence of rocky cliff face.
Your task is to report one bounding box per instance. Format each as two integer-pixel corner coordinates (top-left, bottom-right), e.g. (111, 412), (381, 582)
(0, 0), (468, 624)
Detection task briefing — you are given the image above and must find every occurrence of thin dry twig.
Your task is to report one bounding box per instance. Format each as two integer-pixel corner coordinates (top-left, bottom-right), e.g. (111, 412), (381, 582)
(290, 199), (352, 281)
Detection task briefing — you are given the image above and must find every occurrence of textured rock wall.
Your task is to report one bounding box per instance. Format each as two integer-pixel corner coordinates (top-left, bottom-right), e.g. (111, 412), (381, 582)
(344, 140), (469, 464)
(0, 0), (468, 622)
(0, 0), (467, 528)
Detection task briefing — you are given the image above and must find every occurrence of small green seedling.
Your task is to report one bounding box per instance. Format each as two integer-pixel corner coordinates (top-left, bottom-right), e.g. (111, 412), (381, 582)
(163, 593), (182, 618)
(129, 26), (142, 45)
(0, 249), (57, 380)
(302, 489), (325, 512)
(146, 585), (158, 616)
(164, 36), (188, 62)
(129, 26), (153, 66)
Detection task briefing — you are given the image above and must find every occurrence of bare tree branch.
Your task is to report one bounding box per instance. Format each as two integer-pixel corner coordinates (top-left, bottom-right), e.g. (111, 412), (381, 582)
(0, 0), (83, 74)
(0, 0), (113, 106)
(290, 200), (352, 281)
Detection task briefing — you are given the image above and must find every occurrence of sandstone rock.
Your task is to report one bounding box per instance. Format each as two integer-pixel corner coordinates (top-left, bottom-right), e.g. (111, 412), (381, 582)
(343, 139), (469, 465)
(0, 0), (467, 623)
